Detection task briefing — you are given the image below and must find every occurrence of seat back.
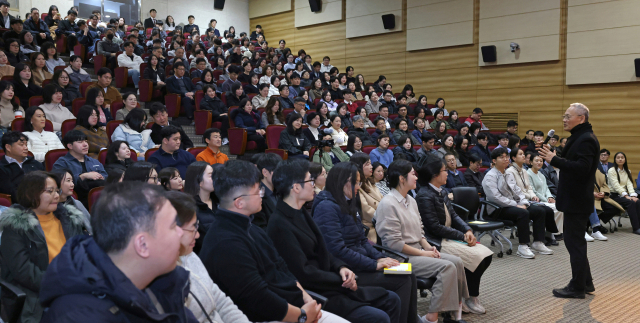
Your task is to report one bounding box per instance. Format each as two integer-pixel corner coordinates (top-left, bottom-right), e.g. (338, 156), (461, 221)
(187, 147), (206, 158)
(145, 148), (159, 161)
(266, 125), (286, 149)
(195, 90), (204, 110)
(0, 192), (11, 206)
(80, 82), (94, 97)
(88, 186), (104, 212)
(362, 145), (376, 154)
(110, 100), (124, 120)
(11, 119), (54, 132)
(451, 187), (480, 221)
(106, 120), (123, 144)
(61, 119), (77, 138)
(28, 96), (44, 107)
(72, 98), (87, 116)
(44, 149), (68, 171)
(165, 94), (181, 118)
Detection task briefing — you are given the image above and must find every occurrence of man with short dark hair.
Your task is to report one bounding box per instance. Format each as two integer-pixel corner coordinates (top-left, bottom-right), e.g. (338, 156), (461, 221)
(221, 65), (241, 93)
(506, 120), (519, 138)
(443, 153), (468, 194)
(464, 108), (489, 130)
(97, 28), (120, 70)
(39, 182), (195, 322)
(148, 126), (196, 177)
(87, 14), (104, 34)
(200, 160), (350, 323)
(293, 97), (307, 121)
(149, 102), (193, 150)
(126, 33), (144, 55)
(521, 129), (535, 146)
(597, 148), (613, 176)
(328, 77), (343, 100)
(86, 67), (122, 106)
(2, 18), (22, 41)
(395, 105), (414, 129)
(76, 19), (99, 55)
(464, 153), (485, 197)
(184, 15), (199, 35)
(288, 72), (302, 99)
(0, 1), (13, 29)
(469, 133), (491, 166)
(191, 57), (207, 79)
(378, 105), (393, 129)
(117, 41), (144, 90)
(58, 10), (80, 53)
(311, 61), (322, 79)
(343, 91), (357, 114)
(250, 24), (263, 41)
(23, 7), (54, 45)
(196, 128), (229, 165)
(0, 131), (44, 198)
(320, 56), (333, 73)
(166, 63), (196, 121)
(526, 130), (545, 154)
(253, 153), (282, 228)
(144, 8), (158, 29)
(482, 147), (553, 259)
(416, 131), (437, 159)
(381, 90), (397, 114)
(495, 133), (510, 153)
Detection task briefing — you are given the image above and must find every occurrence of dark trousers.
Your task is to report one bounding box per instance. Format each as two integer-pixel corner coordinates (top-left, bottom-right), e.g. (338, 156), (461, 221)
(343, 290), (401, 323)
(35, 34), (55, 47)
(464, 255), (492, 297)
(357, 272), (417, 323)
(494, 206), (545, 244)
(212, 115), (229, 138)
(247, 133), (266, 152)
(288, 153), (309, 159)
(182, 96), (195, 119)
(564, 212), (593, 292)
(611, 195), (640, 231)
(66, 34), (78, 52)
(105, 55), (118, 71)
(536, 203), (559, 233)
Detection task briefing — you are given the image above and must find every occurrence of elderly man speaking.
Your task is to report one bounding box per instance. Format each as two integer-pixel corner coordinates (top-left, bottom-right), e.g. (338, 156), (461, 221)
(538, 103), (600, 299)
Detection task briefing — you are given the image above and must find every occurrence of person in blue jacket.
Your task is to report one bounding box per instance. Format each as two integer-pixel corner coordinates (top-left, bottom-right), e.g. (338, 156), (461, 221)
(443, 153), (468, 194)
(369, 133), (394, 168)
(231, 98), (266, 152)
(312, 161), (419, 323)
(147, 126), (196, 178)
(468, 133), (491, 167)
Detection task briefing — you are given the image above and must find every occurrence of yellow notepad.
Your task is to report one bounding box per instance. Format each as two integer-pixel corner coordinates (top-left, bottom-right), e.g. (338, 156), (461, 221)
(384, 263), (412, 274)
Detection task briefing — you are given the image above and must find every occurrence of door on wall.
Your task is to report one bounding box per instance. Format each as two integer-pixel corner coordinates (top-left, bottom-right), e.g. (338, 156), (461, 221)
(74, 0), (140, 23)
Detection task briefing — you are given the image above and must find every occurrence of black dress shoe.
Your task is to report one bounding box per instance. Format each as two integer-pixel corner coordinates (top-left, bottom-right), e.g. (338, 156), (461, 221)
(553, 286), (585, 299)
(545, 237), (559, 246)
(554, 233), (564, 241)
(633, 229), (640, 235)
(586, 282), (595, 294)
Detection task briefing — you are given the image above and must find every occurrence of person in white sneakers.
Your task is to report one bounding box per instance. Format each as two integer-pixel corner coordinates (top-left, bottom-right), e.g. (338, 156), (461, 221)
(117, 41), (144, 91)
(482, 147), (554, 259)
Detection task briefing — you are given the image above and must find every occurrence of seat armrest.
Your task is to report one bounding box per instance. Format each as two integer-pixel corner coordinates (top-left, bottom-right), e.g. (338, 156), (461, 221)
(451, 203), (469, 217)
(305, 290), (328, 309)
(372, 244), (409, 262)
(479, 200), (502, 210)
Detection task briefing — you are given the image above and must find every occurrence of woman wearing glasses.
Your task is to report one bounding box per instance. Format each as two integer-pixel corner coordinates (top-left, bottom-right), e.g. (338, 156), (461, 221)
(122, 162), (159, 185)
(0, 171), (87, 323)
(184, 161), (218, 254)
(167, 191), (252, 323)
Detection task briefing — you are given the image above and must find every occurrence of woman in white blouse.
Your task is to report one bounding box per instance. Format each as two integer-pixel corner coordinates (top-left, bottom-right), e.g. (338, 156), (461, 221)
(22, 106), (65, 162)
(329, 115), (348, 147)
(39, 84), (75, 132)
(607, 152), (640, 235)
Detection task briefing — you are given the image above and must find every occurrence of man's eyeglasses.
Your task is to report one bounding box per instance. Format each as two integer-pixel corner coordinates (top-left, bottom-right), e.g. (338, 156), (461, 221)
(297, 179), (315, 188)
(234, 187), (265, 200)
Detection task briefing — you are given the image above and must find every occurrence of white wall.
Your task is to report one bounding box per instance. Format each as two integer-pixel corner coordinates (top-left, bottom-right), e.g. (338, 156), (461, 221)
(141, 0), (250, 35)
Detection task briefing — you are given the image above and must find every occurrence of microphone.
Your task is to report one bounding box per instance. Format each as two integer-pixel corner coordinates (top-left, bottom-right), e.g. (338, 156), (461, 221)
(543, 129), (555, 148)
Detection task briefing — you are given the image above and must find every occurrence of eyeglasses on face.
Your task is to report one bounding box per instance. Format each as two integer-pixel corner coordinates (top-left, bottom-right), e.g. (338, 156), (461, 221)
(296, 179), (315, 188)
(234, 187), (265, 200)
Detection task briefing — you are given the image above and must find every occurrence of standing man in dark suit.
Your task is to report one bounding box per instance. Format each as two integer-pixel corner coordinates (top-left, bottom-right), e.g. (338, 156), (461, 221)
(596, 148), (614, 177)
(538, 103), (600, 299)
(144, 8), (158, 30)
(166, 63), (195, 121)
(0, 1), (15, 29)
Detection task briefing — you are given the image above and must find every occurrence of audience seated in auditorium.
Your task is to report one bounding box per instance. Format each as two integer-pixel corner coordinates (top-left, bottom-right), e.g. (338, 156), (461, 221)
(279, 113), (311, 159)
(438, 135), (461, 167)
(371, 116), (397, 145)
(122, 161), (158, 185)
(39, 182), (195, 322)
(495, 133), (510, 153)
(363, 91), (381, 114)
(196, 128), (229, 165)
(396, 105), (414, 128)
(482, 147), (554, 259)
(431, 98), (448, 116)
(303, 112), (324, 146)
(117, 41), (144, 90)
(607, 152), (640, 235)
(149, 102), (193, 150)
(520, 129), (534, 147)
(86, 68), (122, 106)
(335, 103), (351, 129)
(464, 154), (485, 197)
(541, 164), (559, 197)
(166, 63), (196, 121)
(411, 118), (429, 145)
(21, 106), (64, 162)
(221, 65), (241, 93)
(597, 149), (614, 179)
(468, 122), (481, 145)
(52, 69), (79, 108)
(464, 108), (489, 131)
(376, 159), (469, 323)
(148, 126), (196, 178)
(96, 28), (120, 70)
(0, 50), (16, 80)
(393, 118), (420, 146)
(64, 55), (91, 90)
(590, 167), (622, 239)
(312, 133), (349, 172)
(455, 136), (470, 167)
(292, 97), (307, 122)
(261, 96), (284, 126)
(53, 130), (107, 205)
(0, 171), (86, 323)
(448, 111), (460, 130)
(111, 108), (156, 159)
(104, 140), (133, 172)
(115, 92), (139, 121)
(379, 90), (397, 114)
(416, 157), (493, 315)
(430, 109), (448, 130)
(417, 132), (438, 159)
(347, 115), (375, 146)
(442, 153), (468, 194)
(52, 168), (91, 228)
(369, 133), (394, 168)
(38, 84), (75, 132)
(29, 52), (52, 87)
(5, 38), (29, 66)
(12, 63), (43, 108)
(469, 133), (491, 167)
(84, 87), (112, 127)
(73, 105), (109, 158)
(0, 131), (44, 197)
(393, 135), (420, 163)
(252, 153), (282, 229)
(252, 83), (270, 108)
(226, 82), (247, 108)
(183, 161), (216, 253)
(232, 98), (266, 152)
(329, 114), (349, 147)
(345, 134), (363, 157)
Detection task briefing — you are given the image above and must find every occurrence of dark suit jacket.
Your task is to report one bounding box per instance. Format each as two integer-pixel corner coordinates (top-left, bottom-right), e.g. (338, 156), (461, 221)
(444, 170), (468, 193)
(144, 17), (158, 30)
(549, 122), (599, 213)
(23, 17), (50, 37)
(0, 156), (45, 200)
(266, 200), (389, 318)
(58, 19), (79, 36)
(166, 75), (194, 97)
(149, 121), (193, 150)
(597, 162), (614, 177)
(143, 66), (166, 86)
(464, 168), (485, 197)
(0, 14), (14, 29)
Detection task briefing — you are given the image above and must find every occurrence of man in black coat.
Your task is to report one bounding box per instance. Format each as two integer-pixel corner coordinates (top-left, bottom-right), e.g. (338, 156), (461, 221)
(148, 103), (193, 150)
(0, 132), (45, 200)
(252, 153), (282, 229)
(23, 8), (54, 45)
(538, 103), (600, 299)
(166, 63), (195, 120)
(199, 160), (327, 323)
(0, 1), (14, 29)
(58, 10), (80, 52)
(464, 153), (486, 197)
(143, 8), (158, 29)
(347, 116), (375, 146)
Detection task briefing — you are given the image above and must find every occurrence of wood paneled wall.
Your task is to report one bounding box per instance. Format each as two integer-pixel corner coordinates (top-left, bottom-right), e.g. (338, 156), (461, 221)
(250, 0), (640, 173)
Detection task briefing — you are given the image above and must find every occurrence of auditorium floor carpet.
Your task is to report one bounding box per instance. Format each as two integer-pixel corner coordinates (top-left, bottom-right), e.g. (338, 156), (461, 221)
(416, 217), (640, 323)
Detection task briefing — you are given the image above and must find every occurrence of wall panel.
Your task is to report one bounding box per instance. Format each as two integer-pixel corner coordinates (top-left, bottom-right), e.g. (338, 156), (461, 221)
(407, 21), (474, 51)
(478, 61), (564, 89)
(249, 0), (291, 18)
(406, 0), (474, 51)
(567, 0), (640, 33)
(479, 35), (560, 66)
(295, 0), (343, 28)
(346, 32), (407, 58)
(479, 10), (560, 43)
(566, 53), (640, 85)
(480, 0), (561, 18)
(346, 10), (403, 38)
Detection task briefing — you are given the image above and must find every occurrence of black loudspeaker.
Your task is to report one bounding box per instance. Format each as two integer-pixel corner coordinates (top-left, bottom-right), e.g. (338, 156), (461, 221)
(481, 45), (497, 63)
(309, 0), (321, 12)
(635, 58), (640, 77)
(214, 0), (225, 10)
(382, 14), (395, 29)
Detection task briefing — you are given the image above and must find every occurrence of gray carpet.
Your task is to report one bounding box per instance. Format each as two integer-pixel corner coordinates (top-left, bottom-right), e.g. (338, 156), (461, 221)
(416, 217), (640, 323)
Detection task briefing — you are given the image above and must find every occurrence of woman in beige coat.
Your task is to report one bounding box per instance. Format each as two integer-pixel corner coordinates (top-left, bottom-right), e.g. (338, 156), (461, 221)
(350, 152), (383, 242)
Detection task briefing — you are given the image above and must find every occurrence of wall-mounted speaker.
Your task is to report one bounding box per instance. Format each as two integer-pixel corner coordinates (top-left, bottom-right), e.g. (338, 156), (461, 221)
(309, 0), (321, 12)
(382, 14), (395, 29)
(635, 58), (640, 77)
(481, 45), (497, 63)
(214, 0), (225, 10)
